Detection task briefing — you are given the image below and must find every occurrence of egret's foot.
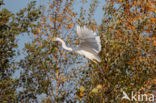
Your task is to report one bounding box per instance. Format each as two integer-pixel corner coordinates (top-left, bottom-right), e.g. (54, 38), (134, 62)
(91, 59), (98, 64)
(84, 56), (98, 64)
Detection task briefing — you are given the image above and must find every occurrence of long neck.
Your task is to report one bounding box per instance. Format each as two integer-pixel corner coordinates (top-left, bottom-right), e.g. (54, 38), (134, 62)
(56, 38), (73, 51)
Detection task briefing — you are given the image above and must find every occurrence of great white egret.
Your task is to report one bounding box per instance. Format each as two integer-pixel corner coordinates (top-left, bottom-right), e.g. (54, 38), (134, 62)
(52, 25), (101, 63)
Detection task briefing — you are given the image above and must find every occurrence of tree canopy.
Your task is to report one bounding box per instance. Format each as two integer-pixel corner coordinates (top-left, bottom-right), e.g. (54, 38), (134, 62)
(0, 0), (155, 102)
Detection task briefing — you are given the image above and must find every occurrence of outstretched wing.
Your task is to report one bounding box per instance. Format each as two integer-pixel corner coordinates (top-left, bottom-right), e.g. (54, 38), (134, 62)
(76, 25), (101, 53)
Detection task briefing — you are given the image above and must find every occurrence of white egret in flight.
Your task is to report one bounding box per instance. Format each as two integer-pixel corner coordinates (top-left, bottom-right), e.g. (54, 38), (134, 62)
(52, 25), (101, 63)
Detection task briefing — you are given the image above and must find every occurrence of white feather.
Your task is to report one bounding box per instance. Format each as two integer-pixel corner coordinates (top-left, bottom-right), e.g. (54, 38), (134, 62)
(76, 50), (101, 62)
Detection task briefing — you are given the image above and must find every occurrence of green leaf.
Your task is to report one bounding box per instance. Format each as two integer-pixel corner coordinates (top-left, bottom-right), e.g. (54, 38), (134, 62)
(80, 86), (85, 92)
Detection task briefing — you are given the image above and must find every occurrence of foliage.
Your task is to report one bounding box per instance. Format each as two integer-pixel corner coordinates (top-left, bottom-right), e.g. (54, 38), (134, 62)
(1, 0), (155, 102)
(17, 0), (80, 102)
(0, 1), (41, 102)
(81, 0), (156, 102)
(17, 0), (156, 102)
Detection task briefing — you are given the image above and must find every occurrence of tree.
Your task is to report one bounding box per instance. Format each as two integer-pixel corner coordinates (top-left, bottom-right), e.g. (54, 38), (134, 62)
(17, 0), (79, 102)
(80, 0), (155, 102)
(17, 0), (101, 102)
(1, 0), (155, 102)
(0, 1), (41, 102)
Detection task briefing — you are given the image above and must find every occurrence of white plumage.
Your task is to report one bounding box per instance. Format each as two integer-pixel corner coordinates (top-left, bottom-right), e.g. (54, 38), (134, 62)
(53, 25), (101, 63)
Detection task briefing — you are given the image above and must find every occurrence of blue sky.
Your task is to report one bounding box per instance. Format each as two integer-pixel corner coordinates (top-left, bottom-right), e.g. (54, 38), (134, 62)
(5, 0), (29, 12)
(3, 0), (106, 61)
(3, 0), (106, 101)
(4, 0), (40, 78)
(4, 0), (106, 23)
(3, 0), (106, 78)
(4, 0), (44, 12)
